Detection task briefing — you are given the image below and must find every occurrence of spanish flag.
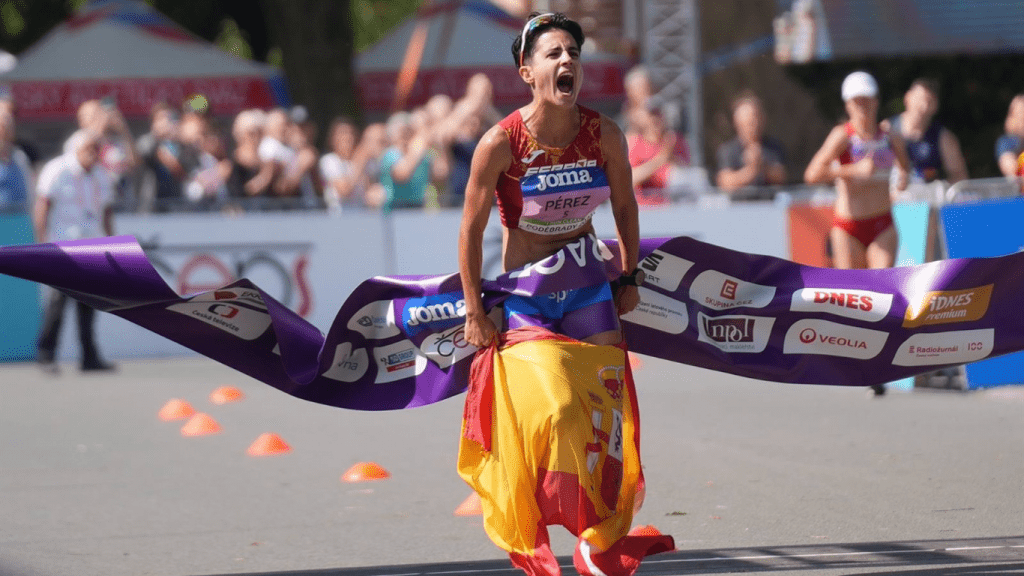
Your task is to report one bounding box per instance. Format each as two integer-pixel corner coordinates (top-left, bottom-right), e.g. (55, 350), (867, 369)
(458, 327), (674, 575)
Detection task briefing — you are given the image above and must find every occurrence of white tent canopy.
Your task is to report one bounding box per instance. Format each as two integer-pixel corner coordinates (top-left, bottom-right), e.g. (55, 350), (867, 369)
(0, 0), (288, 119)
(357, 0), (628, 112)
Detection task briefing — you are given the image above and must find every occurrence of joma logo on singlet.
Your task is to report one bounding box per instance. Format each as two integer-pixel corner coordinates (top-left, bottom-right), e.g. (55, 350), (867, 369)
(524, 159), (597, 177)
(534, 168), (594, 192)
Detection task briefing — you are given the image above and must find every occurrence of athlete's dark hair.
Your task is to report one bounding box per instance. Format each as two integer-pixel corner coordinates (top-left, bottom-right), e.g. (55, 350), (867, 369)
(511, 12), (585, 68)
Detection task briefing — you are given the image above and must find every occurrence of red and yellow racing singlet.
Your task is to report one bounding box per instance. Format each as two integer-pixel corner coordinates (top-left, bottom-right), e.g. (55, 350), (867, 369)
(496, 106), (610, 236)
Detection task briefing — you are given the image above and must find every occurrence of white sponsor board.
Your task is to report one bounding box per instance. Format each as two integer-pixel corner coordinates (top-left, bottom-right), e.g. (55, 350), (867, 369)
(621, 288), (689, 334)
(166, 299), (273, 341)
(321, 342), (370, 383)
(892, 329), (995, 366)
(348, 299), (400, 339)
(790, 288), (893, 323)
(638, 250), (694, 292)
(56, 202), (788, 360)
(372, 340), (427, 384)
(697, 313), (775, 353)
(419, 324), (478, 369)
(690, 270), (776, 311)
(783, 319), (888, 360)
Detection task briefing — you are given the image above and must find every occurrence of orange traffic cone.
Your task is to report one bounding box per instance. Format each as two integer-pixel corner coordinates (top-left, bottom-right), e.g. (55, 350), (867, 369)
(247, 433), (291, 456)
(210, 386), (245, 405)
(628, 524), (663, 537)
(158, 399), (195, 421)
(180, 413), (221, 436)
(341, 462), (391, 482)
(453, 492), (482, 516)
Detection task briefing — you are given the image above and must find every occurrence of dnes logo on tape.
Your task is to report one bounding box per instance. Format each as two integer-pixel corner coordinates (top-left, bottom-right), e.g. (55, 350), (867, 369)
(903, 285), (993, 328)
(791, 288), (893, 322)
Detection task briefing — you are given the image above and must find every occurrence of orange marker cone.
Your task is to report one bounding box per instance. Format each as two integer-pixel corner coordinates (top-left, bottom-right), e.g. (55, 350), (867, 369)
(453, 492), (482, 516)
(628, 524), (663, 537)
(180, 413), (221, 436)
(247, 433), (291, 456)
(341, 462), (391, 482)
(158, 399), (195, 421)
(210, 386), (244, 404)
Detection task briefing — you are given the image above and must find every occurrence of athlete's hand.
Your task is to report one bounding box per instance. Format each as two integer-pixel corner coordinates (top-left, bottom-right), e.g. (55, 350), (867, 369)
(464, 312), (498, 348)
(616, 285), (640, 316)
(894, 168), (908, 191)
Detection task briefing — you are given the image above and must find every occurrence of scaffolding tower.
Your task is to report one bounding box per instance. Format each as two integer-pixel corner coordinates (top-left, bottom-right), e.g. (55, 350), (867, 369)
(643, 0), (702, 166)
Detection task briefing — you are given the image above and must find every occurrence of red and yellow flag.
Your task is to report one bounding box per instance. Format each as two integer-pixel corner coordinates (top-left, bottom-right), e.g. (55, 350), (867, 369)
(458, 327), (673, 576)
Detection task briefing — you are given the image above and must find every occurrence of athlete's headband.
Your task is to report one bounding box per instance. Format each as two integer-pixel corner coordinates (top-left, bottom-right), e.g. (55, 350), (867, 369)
(518, 13), (557, 67)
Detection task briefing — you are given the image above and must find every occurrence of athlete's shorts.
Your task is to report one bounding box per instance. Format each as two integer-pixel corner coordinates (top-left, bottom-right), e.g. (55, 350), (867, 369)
(503, 281), (620, 341)
(832, 212), (895, 248)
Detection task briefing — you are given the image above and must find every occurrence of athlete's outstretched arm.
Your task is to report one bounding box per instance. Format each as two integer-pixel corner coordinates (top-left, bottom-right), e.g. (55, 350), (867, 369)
(459, 124), (512, 348)
(601, 114), (640, 315)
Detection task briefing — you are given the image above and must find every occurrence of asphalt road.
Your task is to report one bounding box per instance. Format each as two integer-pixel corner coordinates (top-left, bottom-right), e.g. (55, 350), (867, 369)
(1, 355), (1021, 576)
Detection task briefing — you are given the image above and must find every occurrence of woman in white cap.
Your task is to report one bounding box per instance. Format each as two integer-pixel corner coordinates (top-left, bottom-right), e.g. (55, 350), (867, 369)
(805, 70), (910, 270)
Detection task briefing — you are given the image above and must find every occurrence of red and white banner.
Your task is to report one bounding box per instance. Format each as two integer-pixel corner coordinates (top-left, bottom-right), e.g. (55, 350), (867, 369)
(9, 76), (278, 119)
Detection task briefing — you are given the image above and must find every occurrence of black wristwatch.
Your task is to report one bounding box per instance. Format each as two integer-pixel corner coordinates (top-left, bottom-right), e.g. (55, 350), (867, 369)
(619, 267), (646, 287)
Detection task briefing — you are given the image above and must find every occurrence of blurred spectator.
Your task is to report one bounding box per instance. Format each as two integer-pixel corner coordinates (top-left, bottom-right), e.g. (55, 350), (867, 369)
(34, 129), (116, 373)
(135, 102), (184, 212)
(179, 112), (230, 209)
(319, 116), (371, 213)
(379, 110), (449, 211)
(67, 98), (140, 209)
(227, 109), (273, 202)
(0, 111), (33, 212)
(359, 123), (390, 209)
(281, 106), (319, 208)
(619, 65), (653, 135)
(885, 78), (968, 185)
(996, 94), (1024, 178)
(438, 74), (499, 207)
(0, 94), (41, 165)
(627, 102), (691, 206)
(715, 94), (787, 193)
(257, 108), (292, 197)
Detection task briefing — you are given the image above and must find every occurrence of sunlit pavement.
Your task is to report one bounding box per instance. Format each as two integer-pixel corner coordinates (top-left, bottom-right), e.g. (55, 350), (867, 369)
(1, 355), (1021, 576)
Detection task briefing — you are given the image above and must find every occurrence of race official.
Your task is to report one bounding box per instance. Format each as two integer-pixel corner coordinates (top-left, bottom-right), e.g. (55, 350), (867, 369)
(33, 129), (116, 373)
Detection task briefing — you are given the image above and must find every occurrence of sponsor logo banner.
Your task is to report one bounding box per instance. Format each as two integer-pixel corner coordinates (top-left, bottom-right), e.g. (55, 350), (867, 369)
(348, 299), (400, 339)
(903, 285), (994, 328)
(690, 270), (776, 310)
(892, 329), (995, 366)
(401, 294), (466, 336)
(620, 288), (689, 334)
(167, 293), (272, 340)
(697, 313), (775, 353)
(321, 342), (370, 383)
(638, 250), (693, 293)
(373, 341), (427, 384)
(783, 319), (888, 360)
(790, 288), (893, 323)
(420, 325), (478, 369)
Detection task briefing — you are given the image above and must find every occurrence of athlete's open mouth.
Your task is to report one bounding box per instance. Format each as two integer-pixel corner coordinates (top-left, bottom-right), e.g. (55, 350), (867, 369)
(556, 72), (575, 94)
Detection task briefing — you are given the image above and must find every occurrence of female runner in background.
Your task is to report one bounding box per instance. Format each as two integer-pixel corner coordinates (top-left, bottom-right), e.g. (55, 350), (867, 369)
(805, 70), (911, 270)
(805, 71), (910, 397)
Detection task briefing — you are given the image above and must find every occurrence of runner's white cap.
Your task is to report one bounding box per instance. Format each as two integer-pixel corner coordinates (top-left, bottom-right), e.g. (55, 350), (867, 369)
(841, 71), (878, 101)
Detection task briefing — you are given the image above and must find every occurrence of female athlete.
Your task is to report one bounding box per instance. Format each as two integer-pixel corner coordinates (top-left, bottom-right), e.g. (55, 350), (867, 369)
(805, 71), (911, 270)
(459, 12), (641, 349)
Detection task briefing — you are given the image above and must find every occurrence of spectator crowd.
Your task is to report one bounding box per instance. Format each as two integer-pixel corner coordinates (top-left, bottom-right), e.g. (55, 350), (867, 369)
(1, 68), (1022, 218)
